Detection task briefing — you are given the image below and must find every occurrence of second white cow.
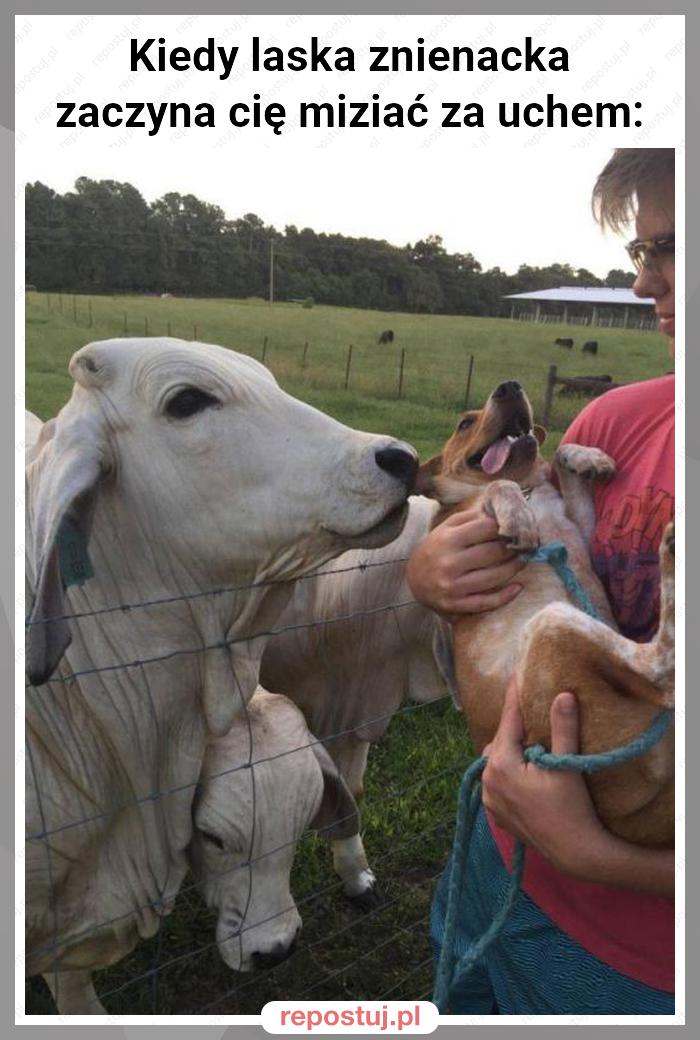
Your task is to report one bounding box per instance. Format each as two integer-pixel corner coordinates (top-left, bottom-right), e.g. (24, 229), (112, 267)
(260, 495), (453, 906)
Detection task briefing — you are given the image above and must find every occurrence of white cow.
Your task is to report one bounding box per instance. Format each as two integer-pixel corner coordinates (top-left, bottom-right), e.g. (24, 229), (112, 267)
(25, 410), (45, 461)
(260, 495), (453, 906)
(191, 690), (359, 974)
(46, 689), (359, 1010)
(25, 337), (417, 1013)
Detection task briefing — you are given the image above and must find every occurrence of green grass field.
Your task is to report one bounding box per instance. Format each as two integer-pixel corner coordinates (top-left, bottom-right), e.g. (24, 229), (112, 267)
(26, 291), (669, 461)
(25, 293), (670, 1013)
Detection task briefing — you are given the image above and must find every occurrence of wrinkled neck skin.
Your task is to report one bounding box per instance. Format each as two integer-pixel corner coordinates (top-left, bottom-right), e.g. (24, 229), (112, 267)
(260, 496), (441, 746)
(25, 461), (299, 975)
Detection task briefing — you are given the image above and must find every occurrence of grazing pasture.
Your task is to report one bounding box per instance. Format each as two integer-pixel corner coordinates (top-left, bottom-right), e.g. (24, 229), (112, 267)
(26, 292), (668, 459)
(24, 294), (669, 1013)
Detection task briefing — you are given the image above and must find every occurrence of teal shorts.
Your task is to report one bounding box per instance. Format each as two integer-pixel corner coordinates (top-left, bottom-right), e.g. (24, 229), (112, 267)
(431, 806), (675, 1015)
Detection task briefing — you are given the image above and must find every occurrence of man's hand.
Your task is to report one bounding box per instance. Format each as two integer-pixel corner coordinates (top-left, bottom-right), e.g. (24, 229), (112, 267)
(481, 678), (675, 897)
(482, 679), (603, 871)
(406, 508), (526, 619)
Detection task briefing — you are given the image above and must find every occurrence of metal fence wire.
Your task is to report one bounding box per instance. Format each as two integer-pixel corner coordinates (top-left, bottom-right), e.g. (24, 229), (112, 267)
(29, 292), (663, 433)
(25, 555), (469, 1015)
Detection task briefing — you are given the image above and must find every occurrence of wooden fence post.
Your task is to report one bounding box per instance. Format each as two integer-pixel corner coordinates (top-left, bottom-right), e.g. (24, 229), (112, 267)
(542, 364), (557, 427)
(72, 296), (77, 323)
(344, 344), (354, 390)
(123, 312), (128, 334)
(193, 324), (198, 341)
(397, 347), (406, 399)
(144, 316), (149, 336)
(301, 340), (309, 368)
(464, 354), (475, 410)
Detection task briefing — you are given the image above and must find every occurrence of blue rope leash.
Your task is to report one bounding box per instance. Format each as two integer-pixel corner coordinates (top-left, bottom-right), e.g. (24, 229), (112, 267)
(526, 540), (602, 620)
(432, 540), (674, 1012)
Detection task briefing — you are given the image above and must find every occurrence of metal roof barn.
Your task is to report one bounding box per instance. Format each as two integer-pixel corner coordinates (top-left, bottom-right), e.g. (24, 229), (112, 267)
(502, 286), (656, 331)
(503, 286), (654, 305)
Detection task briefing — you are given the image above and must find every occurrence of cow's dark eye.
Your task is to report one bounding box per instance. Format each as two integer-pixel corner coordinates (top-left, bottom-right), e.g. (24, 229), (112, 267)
(457, 416), (475, 432)
(199, 829), (225, 850)
(165, 388), (219, 419)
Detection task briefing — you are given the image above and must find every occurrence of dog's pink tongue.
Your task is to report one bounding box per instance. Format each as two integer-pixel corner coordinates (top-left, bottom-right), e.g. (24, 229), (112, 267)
(481, 437), (513, 474)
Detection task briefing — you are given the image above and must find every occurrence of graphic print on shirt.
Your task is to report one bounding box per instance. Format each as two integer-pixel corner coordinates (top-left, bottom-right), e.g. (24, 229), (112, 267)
(591, 485), (674, 642)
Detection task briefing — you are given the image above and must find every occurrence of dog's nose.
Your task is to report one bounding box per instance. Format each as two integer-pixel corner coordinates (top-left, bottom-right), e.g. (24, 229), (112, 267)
(251, 941), (296, 970)
(492, 380), (523, 401)
(374, 446), (418, 489)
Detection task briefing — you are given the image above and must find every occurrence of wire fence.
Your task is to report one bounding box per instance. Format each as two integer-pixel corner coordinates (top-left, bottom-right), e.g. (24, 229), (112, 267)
(24, 290), (623, 1014)
(25, 553), (468, 1015)
(29, 291), (665, 432)
(24, 290), (670, 1015)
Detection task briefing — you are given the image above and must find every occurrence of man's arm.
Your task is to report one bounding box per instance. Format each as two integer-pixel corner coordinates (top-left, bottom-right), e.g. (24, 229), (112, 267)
(481, 680), (674, 899)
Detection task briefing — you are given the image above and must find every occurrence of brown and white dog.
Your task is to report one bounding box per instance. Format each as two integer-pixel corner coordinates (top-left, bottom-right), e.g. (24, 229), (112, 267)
(418, 379), (674, 848)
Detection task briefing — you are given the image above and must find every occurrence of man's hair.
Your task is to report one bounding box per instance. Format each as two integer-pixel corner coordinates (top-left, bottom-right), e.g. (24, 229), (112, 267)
(592, 148), (675, 232)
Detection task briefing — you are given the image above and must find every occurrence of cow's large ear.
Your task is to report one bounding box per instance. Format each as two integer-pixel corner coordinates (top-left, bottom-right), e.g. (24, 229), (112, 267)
(432, 619), (461, 710)
(26, 404), (107, 686)
(414, 454), (443, 498)
(309, 741), (360, 841)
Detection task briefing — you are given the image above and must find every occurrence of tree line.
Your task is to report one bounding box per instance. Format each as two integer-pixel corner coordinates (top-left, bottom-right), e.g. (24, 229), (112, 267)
(25, 177), (635, 315)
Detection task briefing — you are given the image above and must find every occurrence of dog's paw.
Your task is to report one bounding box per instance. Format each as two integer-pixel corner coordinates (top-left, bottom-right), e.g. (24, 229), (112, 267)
(555, 444), (616, 482)
(499, 510), (540, 553)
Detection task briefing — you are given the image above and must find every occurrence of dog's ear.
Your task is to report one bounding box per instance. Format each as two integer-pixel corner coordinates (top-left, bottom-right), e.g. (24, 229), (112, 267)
(533, 424), (547, 445)
(414, 454), (443, 498)
(309, 741), (360, 841)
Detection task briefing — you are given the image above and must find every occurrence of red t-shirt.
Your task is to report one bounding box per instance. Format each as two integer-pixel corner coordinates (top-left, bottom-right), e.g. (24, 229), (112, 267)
(490, 374), (675, 991)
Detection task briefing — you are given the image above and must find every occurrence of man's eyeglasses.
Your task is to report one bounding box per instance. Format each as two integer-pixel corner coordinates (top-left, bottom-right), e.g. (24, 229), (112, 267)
(626, 234), (675, 274)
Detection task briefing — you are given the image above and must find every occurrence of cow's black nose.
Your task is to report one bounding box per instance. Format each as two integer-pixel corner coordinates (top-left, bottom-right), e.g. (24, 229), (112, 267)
(492, 380), (523, 401)
(252, 942), (295, 970)
(374, 447), (418, 489)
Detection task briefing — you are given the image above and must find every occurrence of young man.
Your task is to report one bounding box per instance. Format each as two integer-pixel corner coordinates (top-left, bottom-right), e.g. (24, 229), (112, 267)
(408, 149), (675, 1014)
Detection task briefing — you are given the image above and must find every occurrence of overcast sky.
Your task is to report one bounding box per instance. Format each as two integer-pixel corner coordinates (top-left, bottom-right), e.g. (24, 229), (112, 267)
(24, 142), (636, 279)
(16, 14), (684, 278)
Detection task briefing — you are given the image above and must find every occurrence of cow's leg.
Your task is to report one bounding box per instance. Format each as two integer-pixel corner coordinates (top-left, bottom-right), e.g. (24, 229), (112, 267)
(330, 736), (369, 801)
(325, 737), (382, 909)
(332, 833), (380, 908)
(44, 970), (106, 1015)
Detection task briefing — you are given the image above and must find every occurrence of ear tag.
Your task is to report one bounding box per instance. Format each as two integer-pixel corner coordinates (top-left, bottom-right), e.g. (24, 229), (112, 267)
(56, 515), (94, 588)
